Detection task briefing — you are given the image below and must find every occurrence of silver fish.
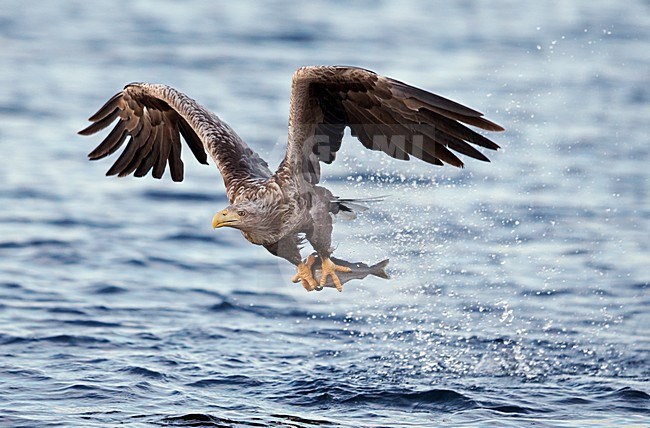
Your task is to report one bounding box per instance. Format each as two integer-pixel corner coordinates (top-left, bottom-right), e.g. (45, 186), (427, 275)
(309, 254), (390, 290)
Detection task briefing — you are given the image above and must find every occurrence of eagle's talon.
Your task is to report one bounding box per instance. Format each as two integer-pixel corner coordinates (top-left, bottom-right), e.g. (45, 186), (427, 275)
(320, 257), (352, 292)
(293, 255), (318, 291)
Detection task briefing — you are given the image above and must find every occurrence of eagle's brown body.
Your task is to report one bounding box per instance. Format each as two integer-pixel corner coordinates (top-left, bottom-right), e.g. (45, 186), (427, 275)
(80, 66), (503, 291)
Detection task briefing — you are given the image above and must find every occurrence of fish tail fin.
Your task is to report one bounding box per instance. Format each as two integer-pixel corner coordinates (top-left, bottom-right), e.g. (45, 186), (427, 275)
(370, 259), (390, 279)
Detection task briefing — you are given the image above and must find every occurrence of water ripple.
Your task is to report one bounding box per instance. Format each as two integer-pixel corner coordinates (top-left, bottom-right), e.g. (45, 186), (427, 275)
(343, 388), (477, 412)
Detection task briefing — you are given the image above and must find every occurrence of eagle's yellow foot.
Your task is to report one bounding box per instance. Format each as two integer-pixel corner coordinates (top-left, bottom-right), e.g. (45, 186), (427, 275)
(292, 255), (318, 291)
(320, 257), (352, 292)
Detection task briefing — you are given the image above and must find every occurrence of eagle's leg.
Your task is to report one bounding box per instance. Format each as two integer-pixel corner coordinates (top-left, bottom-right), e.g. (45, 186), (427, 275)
(291, 254), (319, 291)
(307, 188), (352, 291)
(264, 235), (318, 292)
(318, 256), (352, 292)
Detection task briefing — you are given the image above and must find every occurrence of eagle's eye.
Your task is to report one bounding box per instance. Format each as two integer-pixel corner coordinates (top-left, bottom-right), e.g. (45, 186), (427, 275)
(237, 210), (247, 217)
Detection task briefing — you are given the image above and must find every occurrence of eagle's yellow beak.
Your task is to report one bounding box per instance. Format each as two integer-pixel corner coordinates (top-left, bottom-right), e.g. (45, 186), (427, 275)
(212, 208), (240, 229)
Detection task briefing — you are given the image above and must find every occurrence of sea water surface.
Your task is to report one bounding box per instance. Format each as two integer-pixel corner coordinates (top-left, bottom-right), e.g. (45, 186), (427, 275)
(0, 1), (648, 426)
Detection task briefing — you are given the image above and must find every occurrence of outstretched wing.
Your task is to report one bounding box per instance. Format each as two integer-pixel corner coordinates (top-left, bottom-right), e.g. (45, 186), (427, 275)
(79, 83), (271, 198)
(282, 66), (504, 184)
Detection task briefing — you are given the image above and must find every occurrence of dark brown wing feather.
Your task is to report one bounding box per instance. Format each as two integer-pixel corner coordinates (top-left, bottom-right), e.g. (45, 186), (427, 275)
(284, 66), (504, 184)
(80, 83), (271, 199)
(79, 87), (208, 182)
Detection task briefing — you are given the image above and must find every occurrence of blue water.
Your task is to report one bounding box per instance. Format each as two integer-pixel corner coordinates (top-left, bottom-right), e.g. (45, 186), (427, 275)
(1, 1), (648, 426)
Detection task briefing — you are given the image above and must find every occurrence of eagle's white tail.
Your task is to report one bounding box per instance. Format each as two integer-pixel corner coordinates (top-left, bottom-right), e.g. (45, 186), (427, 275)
(330, 196), (385, 220)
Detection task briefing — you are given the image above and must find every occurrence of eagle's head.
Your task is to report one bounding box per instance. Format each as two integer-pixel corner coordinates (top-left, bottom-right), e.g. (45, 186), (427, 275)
(211, 199), (282, 241)
(212, 203), (257, 231)
(211, 191), (292, 245)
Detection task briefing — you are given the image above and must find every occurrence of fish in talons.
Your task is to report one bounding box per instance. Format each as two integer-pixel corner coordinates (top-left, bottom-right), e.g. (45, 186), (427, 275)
(296, 254), (390, 292)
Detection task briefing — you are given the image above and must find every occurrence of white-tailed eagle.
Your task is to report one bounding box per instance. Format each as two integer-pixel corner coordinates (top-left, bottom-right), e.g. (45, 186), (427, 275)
(79, 66), (503, 291)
